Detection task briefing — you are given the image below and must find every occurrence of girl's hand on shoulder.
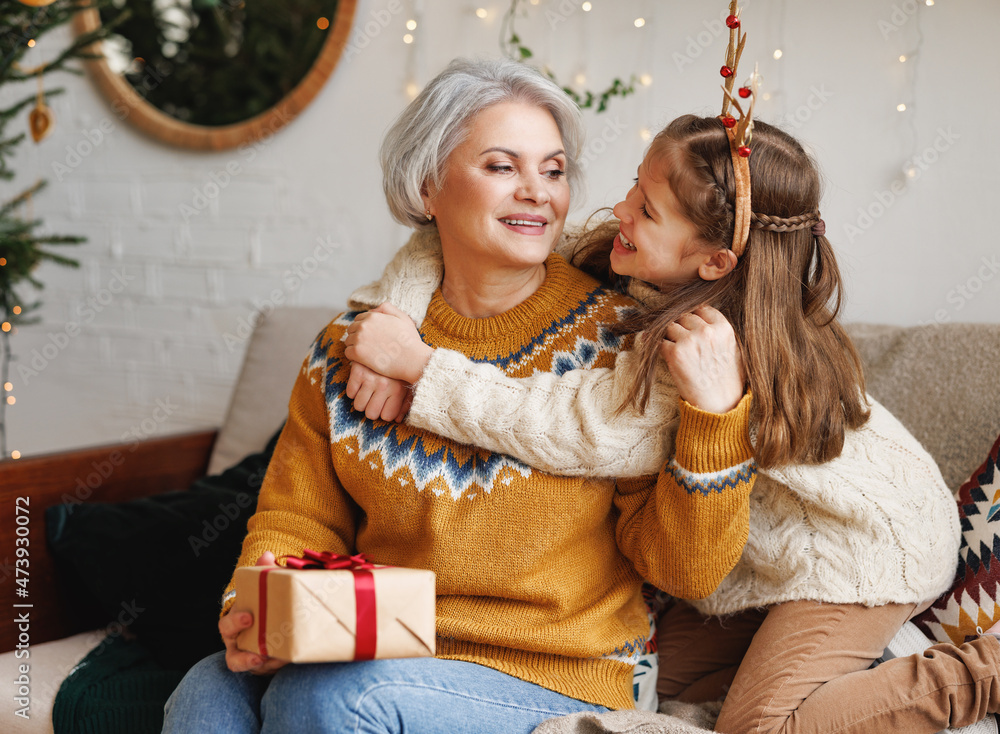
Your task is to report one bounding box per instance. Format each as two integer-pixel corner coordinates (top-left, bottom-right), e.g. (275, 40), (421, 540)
(344, 303), (434, 384)
(346, 362), (413, 422)
(659, 305), (746, 414)
(219, 552), (290, 675)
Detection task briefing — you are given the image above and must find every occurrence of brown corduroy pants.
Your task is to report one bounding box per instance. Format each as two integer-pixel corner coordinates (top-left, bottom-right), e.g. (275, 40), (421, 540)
(657, 599), (1000, 734)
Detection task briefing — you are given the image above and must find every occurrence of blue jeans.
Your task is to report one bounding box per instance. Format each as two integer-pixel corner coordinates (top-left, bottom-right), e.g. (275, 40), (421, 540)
(161, 651), (609, 733)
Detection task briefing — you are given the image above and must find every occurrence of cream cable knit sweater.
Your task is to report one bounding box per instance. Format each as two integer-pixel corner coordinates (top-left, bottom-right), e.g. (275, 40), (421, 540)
(348, 231), (961, 615)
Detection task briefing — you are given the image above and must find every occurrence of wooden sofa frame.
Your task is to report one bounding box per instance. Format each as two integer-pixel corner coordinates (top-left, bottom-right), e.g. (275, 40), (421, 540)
(0, 429), (218, 653)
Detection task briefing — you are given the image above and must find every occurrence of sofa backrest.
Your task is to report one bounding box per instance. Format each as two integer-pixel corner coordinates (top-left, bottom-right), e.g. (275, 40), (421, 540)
(207, 307), (338, 475)
(845, 323), (1000, 491)
(209, 308), (1000, 493)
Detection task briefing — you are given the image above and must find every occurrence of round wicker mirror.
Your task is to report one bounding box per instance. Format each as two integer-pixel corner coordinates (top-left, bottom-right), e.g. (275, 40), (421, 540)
(73, 0), (357, 151)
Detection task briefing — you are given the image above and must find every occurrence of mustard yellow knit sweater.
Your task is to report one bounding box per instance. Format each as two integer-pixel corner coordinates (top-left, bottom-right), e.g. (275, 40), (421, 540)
(221, 253), (755, 710)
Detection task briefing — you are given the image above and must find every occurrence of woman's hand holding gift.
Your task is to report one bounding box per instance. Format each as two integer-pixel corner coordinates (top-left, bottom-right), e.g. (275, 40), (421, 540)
(220, 551), (290, 676)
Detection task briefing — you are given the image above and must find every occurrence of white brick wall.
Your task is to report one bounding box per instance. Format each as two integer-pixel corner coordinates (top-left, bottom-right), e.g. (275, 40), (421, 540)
(78, 177), (139, 219)
(3, 0), (998, 460)
(179, 224), (255, 267)
(111, 220), (181, 261)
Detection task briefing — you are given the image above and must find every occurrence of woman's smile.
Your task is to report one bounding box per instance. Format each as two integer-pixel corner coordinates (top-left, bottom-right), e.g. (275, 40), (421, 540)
(499, 214), (549, 235)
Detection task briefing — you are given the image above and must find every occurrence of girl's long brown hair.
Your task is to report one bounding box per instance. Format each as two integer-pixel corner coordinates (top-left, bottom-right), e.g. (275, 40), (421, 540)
(571, 115), (869, 469)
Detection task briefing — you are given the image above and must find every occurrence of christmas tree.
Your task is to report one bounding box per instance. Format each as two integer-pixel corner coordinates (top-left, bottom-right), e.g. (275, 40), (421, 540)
(0, 0), (123, 459)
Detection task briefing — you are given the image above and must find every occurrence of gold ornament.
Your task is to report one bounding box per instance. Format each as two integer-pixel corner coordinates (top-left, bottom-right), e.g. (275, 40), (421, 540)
(29, 71), (54, 143)
(29, 103), (53, 143)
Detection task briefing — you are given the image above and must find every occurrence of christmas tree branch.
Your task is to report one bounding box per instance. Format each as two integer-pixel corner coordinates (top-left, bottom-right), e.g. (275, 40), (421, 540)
(0, 178), (46, 217)
(0, 0), (119, 458)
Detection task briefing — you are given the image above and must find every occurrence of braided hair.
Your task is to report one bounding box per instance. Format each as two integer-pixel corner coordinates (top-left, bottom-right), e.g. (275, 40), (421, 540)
(750, 211), (820, 232)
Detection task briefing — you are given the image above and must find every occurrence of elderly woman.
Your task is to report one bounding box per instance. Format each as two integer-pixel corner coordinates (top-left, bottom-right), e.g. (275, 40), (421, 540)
(161, 58), (755, 734)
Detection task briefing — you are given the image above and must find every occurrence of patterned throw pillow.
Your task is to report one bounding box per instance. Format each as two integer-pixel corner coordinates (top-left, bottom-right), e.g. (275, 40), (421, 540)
(913, 432), (1000, 645)
(633, 584), (672, 711)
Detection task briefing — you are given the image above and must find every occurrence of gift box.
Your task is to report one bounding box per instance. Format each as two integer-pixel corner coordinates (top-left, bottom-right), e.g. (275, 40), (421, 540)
(234, 550), (436, 663)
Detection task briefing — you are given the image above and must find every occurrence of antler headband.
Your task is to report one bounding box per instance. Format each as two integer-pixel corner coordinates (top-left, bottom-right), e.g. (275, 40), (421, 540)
(717, 0), (759, 258)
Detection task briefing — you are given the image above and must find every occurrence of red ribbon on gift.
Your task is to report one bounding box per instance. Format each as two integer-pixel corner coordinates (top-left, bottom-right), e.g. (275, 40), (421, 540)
(283, 550), (375, 572)
(257, 549), (378, 661)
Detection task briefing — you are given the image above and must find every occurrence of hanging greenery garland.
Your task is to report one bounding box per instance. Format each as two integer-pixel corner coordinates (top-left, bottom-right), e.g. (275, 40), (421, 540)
(500, 0), (638, 113)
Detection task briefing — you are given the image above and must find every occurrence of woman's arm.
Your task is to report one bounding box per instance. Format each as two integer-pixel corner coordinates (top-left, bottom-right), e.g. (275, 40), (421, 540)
(220, 335), (358, 618)
(218, 334), (359, 674)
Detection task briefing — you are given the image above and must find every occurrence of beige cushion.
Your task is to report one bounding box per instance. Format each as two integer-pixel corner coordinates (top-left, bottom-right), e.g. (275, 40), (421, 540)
(207, 307), (340, 475)
(0, 629), (108, 734)
(846, 323), (1000, 491)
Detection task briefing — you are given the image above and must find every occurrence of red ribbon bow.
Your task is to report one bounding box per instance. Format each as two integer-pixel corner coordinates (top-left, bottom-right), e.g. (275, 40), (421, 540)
(257, 549), (378, 661)
(282, 549), (375, 571)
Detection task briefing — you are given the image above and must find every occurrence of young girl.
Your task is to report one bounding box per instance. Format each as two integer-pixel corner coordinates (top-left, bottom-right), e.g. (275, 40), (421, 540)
(343, 115), (1000, 733)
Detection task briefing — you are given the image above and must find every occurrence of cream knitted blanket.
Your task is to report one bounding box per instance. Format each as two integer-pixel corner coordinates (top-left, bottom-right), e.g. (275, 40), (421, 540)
(349, 231), (961, 614)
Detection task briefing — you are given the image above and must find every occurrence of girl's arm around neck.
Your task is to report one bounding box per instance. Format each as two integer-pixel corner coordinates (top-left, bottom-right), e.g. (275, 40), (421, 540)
(408, 347), (679, 477)
(615, 393), (756, 598)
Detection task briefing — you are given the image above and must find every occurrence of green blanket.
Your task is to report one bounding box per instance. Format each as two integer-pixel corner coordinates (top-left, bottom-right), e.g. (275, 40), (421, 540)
(52, 634), (186, 734)
(48, 426), (283, 733)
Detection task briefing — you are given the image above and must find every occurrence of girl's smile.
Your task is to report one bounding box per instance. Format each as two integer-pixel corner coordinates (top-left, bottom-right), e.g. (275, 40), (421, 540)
(609, 160), (707, 287)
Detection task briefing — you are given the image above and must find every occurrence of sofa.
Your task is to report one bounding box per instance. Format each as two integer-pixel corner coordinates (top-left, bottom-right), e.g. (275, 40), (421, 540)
(1, 306), (998, 734)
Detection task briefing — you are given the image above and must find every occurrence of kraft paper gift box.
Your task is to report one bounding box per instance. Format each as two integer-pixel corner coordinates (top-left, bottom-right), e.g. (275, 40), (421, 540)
(234, 551), (436, 663)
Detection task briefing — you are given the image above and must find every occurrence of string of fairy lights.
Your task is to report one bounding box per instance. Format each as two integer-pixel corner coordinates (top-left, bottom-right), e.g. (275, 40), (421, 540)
(897, 2), (930, 182)
(393, 0), (935, 154)
(2, 189), (25, 460)
(1, 301), (22, 462)
(399, 2), (657, 127)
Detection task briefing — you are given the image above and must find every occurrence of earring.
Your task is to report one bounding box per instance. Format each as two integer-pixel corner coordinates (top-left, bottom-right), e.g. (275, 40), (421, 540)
(425, 209), (433, 221)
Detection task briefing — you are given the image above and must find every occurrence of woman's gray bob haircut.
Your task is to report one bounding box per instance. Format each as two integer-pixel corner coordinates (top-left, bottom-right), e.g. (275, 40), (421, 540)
(380, 57), (585, 229)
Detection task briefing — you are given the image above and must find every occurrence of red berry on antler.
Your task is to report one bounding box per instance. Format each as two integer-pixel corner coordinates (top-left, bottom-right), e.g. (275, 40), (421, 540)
(738, 87), (752, 98)
(738, 146), (752, 158)
(722, 116), (737, 129)
(720, 66), (734, 78)
(726, 14), (740, 29)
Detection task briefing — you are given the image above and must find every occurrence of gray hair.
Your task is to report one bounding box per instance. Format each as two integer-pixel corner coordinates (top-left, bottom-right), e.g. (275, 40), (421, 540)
(380, 57), (585, 229)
